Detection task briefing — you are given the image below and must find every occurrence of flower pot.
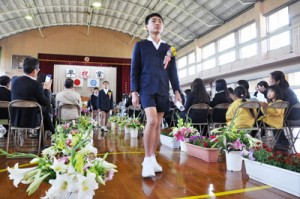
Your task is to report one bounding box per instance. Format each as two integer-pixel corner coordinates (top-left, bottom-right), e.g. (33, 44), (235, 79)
(118, 125), (124, 131)
(110, 122), (116, 129)
(244, 158), (300, 197)
(124, 126), (130, 134)
(160, 134), (180, 149)
(186, 143), (219, 162)
(130, 128), (138, 138)
(180, 139), (188, 152)
(225, 151), (242, 171)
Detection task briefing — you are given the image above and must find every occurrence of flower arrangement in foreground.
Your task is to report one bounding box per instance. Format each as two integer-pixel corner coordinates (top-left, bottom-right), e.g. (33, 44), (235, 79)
(172, 117), (199, 141)
(210, 125), (262, 152)
(160, 127), (173, 137)
(0, 116), (117, 199)
(188, 135), (218, 148)
(108, 115), (120, 123)
(242, 144), (300, 173)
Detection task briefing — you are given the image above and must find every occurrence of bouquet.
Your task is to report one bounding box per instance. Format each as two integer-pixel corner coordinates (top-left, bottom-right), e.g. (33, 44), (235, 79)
(172, 117), (199, 142)
(127, 117), (144, 130)
(0, 117), (117, 198)
(163, 46), (176, 69)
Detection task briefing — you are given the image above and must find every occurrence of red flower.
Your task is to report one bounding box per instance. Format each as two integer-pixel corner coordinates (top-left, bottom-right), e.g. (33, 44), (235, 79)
(204, 142), (209, 148)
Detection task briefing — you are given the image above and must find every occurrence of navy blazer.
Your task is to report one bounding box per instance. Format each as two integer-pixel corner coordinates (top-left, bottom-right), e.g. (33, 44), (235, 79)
(97, 90), (113, 111)
(130, 40), (180, 96)
(11, 75), (51, 128)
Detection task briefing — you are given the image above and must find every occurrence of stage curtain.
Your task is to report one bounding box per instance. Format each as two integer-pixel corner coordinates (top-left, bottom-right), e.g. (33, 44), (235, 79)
(38, 53), (131, 103)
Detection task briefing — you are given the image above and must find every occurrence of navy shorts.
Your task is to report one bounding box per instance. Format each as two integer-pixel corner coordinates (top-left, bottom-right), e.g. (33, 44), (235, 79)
(140, 94), (169, 113)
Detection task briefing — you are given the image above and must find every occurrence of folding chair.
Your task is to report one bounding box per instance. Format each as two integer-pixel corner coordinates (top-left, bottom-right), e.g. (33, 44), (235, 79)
(186, 103), (211, 135)
(211, 103), (230, 129)
(0, 101), (10, 126)
(7, 100), (44, 154)
(231, 101), (261, 136)
(56, 103), (81, 124)
(285, 102), (300, 153)
(259, 101), (289, 149)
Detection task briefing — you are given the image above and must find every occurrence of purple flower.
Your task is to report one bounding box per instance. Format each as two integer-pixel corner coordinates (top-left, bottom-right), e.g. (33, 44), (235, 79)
(106, 170), (115, 181)
(248, 149), (255, 161)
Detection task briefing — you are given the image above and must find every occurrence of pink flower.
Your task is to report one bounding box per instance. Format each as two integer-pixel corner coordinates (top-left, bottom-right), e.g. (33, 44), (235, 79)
(106, 170), (115, 181)
(63, 123), (70, 130)
(228, 138), (245, 151)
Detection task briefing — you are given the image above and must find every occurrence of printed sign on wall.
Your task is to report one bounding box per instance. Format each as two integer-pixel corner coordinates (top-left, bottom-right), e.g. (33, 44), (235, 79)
(95, 70), (104, 79)
(66, 69), (76, 78)
(81, 69), (89, 78)
(73, 78), (83, 87)
(87, 78), (99, 87)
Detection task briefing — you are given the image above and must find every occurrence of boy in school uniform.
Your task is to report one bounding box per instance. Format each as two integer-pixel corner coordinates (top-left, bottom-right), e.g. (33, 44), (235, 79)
(97, 81), (114, 132)
(130, 13), (181, 177)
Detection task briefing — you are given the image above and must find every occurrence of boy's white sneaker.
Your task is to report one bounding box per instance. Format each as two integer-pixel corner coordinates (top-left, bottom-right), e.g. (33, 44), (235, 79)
(142, 157), (155, 178)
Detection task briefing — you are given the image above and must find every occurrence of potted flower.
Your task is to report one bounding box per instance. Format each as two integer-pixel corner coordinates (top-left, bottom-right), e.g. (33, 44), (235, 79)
(211, 125), (261, 171)
(243, 145), (300, 197)
(160, 127), (180, 149)
(108, 115), (119, 129)
(127, 117), (144, 138)
(186, 135), (219, 162)
(172, 117), (199, 152)
(116, 116), (127, 131)
(124, 118), (132, 134)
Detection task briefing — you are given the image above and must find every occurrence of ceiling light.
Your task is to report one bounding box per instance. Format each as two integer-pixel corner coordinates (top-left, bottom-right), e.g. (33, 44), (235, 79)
(25, 15), (32, 20)
(92, 2), (102, 8)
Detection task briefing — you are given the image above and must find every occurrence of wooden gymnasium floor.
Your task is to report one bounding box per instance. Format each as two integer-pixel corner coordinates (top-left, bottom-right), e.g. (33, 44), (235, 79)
(0, 129), (298, 199)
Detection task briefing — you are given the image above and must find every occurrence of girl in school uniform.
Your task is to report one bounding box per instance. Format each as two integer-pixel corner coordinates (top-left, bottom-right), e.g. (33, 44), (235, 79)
(226, 86), (256, 128)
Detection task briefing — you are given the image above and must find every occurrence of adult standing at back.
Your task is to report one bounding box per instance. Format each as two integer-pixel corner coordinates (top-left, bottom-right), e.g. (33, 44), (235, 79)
(210, 79), (232, 107)
(11, 57), (52, 130)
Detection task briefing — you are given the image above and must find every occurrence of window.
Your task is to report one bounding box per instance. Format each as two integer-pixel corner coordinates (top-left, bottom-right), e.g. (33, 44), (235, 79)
(267, 7), (289, 33)
(269, 31), (290, 50)
(188, 65), (196, 75)
(218, 51), (236, 65)
(177, 56), (187, 69)
(288, 72), (300, 86)
(202, 43), (215, 59)
(218, 33), (235, 52)
(240, 23), (257, 43)
(240, 43), (257, 59)
(202, 58), (216, 70)
(178, 69), (187, 78)
(197, 63), (202, 72)
(188, 52), (195, 64)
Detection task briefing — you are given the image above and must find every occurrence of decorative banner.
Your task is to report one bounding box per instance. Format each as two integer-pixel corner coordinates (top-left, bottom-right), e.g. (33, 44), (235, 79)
(95, 70), (104, 79)
(66, 69), (76, 78)
(87, 78), (99, 87)
(81, 69), (89, 78)
(73, 78), (83, 87)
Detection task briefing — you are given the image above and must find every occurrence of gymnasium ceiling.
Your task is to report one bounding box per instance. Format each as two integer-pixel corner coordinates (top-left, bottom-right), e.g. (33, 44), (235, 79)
(0, 0), (256, 49)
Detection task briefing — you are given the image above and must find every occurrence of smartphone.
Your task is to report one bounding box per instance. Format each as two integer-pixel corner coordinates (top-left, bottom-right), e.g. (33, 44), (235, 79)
(45, 74), (52, 82)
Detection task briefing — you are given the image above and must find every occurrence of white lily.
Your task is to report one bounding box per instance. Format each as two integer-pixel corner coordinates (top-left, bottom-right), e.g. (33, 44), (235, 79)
(77, 171), (98, 199)
(26, 171), (50, 196)
(7, 163), (38, 187)
(42, 146), (56, 156)
(44, 173), (74, 199)
(77, 142), (97, 156)
(95, 158), (117, 170)
(50, 157), (68, 174)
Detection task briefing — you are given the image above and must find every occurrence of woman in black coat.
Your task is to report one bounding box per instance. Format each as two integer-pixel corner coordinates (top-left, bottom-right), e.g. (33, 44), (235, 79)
(210, 79), (232, 123)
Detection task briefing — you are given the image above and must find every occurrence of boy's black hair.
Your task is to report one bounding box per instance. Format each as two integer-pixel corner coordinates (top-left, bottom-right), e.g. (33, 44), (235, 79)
(0, 75), (10, 86)
(64, 78), (74, 89)
(103, 81), (109, 84)
(145, 13), (164, 25)
(257, 81), (269, 89)
(23, 57), (39, 74)
(94, 87), (99, 90)
(267, 85), (283, 101)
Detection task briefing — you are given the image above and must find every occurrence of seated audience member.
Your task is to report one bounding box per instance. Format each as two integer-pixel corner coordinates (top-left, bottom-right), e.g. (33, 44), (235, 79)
(90, 87), (99, 119)
(269, 71), (300, 120)
(228, 87), (235, 101)
(11, 57), (53, 132)
(97, 81), (114, 132)
(56, 78), (82, 121)
(226, 86), (256, 129)
(259, 85), (284, 129)
(0, 75), (11, 131)
(237, 80), (250, 99)
(210, 79), (232, 107)
(256, 81), (269, 99)
(269, 71), (300, 150)
(180, 78), (210, 124)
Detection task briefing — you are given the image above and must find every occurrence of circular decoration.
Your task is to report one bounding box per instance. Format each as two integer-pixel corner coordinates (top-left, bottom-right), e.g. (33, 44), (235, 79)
(84, 57), (90, 62)
(90, 79), (97, 87)
(74, 79), (81, 86)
